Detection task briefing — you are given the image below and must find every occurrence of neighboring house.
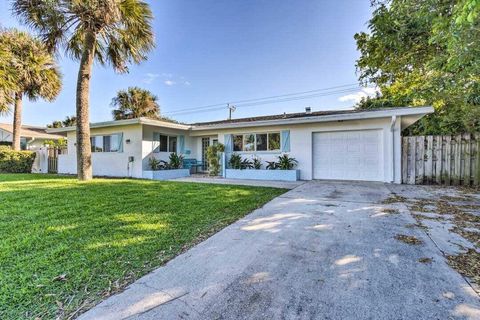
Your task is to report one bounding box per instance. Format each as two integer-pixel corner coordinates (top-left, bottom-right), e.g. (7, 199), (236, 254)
(47, 106), (433, 183)
(0, 123), (65, 150)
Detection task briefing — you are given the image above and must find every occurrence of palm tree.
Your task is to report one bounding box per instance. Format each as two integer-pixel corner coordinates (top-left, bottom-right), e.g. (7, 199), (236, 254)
(0, 29), (61, 150)
(111, 87), (160, 120)
(0, 32), (18, 114)
(13, 0), (155, 180)
(62, 116), (77, 127)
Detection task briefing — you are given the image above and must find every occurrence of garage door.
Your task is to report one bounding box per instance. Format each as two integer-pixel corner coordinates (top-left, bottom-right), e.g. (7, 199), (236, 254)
(312, 130), (383, 181)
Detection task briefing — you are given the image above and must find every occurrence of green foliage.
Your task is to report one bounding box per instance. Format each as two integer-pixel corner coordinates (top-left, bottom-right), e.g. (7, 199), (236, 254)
(266, 161), (278, 170)
(252, 156), (262, 169)
(206, 143), (225, 176)
(240, 158), (253, 169)
(148, 157), (169, 170)
(111, 87), (161, 120)
(228, 153), (242, 169)
(47, 116), (76, 128)
(0, 141), (12, 147)
(355, 0), (480, 135)
(0, 174), (285, 319)
(0, 148), (36, 173)
(169, 152), (184, 169)
(277, 154), (298, 170)
(44, 138), (67, 148)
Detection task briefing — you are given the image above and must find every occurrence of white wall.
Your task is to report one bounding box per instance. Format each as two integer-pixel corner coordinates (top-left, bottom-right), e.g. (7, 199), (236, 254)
(56, 117), (403, 183)
(197, 117), (401, 183)
(58, 124), (143, 178)
(141, 125), (197, 170)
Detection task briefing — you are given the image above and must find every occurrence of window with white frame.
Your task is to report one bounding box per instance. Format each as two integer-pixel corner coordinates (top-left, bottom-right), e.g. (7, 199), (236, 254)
(90, 133), (122, 152)
(154, 133), (177, 153)
(233, 132), (280, 152)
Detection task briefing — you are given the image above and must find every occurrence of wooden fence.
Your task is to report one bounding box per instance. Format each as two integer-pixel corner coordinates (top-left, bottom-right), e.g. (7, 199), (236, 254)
(402, 134), (480, 186)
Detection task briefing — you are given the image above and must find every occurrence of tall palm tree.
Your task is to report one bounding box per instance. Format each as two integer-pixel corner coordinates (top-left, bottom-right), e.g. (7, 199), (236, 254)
(111, 87), (160, 120)
(0, 29), (61, 150)
(0, 32), (19, 114)
(13, 0), (155, 180)
(62, 115), (77, 127)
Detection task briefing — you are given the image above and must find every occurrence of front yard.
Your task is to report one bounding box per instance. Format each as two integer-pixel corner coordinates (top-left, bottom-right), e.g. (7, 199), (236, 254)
(0, 174), (285, 319)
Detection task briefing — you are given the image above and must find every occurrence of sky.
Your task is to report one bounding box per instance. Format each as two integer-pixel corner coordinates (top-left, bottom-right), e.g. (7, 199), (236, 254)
(0, 0), (374, 126)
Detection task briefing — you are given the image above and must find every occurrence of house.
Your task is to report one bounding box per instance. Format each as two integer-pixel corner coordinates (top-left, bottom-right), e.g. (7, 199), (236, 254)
(46, 106), (433, 183)
(0, 123), (65, 150)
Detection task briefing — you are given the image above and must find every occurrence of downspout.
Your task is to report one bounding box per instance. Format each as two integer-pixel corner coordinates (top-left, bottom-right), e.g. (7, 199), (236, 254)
(390, 115), (397, 183)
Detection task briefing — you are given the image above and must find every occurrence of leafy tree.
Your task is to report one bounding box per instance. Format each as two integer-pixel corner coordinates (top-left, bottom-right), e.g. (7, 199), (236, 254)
(111, 87), (160, 120)
(355, 0), (480, 135)
(0, 31), (19, 113)
(0, 29), (61, 150)
(47, 116), (77, 128)
(13, 0), (155, 180)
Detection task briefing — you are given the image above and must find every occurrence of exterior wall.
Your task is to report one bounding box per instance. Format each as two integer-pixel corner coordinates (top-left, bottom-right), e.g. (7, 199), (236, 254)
(55, 116), (403, 183)
(195, 117), (402, 183)
(141, 125), (197, 170)
(58, 124), (143, 178)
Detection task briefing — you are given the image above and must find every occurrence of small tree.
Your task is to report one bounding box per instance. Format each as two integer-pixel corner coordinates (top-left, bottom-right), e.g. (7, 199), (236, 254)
(206, 143), (224, 176)
(111, 87), (160, 120)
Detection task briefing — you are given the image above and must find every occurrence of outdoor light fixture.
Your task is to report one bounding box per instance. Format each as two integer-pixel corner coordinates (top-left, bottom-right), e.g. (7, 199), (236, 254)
(125, 139), (131, 144)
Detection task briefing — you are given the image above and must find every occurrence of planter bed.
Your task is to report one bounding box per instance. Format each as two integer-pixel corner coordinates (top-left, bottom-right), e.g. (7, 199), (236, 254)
(225, 169), (300, 181)
(143, 169), (190, 180)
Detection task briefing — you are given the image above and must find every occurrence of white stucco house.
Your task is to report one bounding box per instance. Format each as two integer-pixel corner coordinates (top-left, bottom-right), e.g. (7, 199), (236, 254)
(47, 106), (433, 183)
(0, 123), (65, 150)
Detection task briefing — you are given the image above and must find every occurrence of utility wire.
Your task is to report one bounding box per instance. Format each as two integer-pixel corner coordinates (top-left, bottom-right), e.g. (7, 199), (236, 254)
(164, 86), (363, 116)
(162, 83), (360, 115)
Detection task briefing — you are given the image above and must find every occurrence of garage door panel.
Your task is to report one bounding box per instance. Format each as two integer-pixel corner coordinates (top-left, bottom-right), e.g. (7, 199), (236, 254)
(313, 130), (383, 182)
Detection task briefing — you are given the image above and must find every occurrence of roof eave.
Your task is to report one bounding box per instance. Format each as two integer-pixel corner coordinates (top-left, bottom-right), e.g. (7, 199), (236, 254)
(191, 106), (434, 131)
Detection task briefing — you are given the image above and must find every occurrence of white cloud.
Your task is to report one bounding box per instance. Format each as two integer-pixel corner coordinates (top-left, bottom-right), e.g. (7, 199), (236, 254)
(143, 73), (160, 84)
(164, 80), (176, 86)
(339, 87), (380, 103)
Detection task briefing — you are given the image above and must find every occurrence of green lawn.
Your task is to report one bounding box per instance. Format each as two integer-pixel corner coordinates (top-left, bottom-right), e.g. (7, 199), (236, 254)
(0, 174), (285, 319)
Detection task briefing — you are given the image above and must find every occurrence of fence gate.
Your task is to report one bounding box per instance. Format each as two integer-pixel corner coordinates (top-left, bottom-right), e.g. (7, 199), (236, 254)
(47, 147), (60, 173)
(402, 133), (480, 186)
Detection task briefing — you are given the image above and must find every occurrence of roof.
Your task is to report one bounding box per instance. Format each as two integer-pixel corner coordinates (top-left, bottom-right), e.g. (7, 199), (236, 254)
(46, 106), (434, 133)
(190, 106), (434, 130)
(0, 123), (65, 140)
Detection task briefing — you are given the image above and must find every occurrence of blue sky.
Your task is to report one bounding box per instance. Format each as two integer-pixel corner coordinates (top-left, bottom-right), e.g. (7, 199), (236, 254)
(0, 0), (374, 126)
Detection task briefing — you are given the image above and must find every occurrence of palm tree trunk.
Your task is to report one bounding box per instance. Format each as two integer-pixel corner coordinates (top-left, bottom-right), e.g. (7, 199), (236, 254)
(75, 32), (96, 181)
(12, 92), (22, 151)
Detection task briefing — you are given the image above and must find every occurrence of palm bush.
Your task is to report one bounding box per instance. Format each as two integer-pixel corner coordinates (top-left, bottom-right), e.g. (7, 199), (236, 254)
(277, 154), (298, 170)
(206, 143), (225, 176)
(266, 161), (278, 170)
(252, 156), (262, 169)
(111, 87), (160, 120)
(228, 153), (242, 169)
(169, 153), (184, 169)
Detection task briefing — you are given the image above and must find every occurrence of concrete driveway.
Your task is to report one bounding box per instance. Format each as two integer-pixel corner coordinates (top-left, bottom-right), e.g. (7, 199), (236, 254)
(79, 181), (480, 320)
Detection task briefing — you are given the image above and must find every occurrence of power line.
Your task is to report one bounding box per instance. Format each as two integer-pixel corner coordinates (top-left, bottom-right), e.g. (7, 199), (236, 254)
(164, 86), (363, 116)
(162, 83), (360, 115)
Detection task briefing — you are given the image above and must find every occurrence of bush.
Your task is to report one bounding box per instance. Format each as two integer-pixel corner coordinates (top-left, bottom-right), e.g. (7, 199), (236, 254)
(206, 143), (224, 176)
(0, 148), (36, 173)
(0, 141), (12, 147)
(252, 156), (262, 169)
(266, 154), (298, 170)
(169, 153), (184, 169)
(228, 153), (242, 169)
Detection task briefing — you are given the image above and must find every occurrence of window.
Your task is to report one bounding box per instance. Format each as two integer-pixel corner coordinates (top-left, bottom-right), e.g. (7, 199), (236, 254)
(91, 133), (122, 152)
(244, 134), (255, 151)
(232, 132), (281, 152)
(159, 135), (168, 152)
(268, 132), (280, 151)
(154, 133), (177, 153)
(169, 136), (177, 153)
(233, 135), (243, 151)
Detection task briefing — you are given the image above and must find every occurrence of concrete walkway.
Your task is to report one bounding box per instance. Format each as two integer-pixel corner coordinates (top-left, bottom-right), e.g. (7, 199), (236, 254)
(79, 181), (480, 320)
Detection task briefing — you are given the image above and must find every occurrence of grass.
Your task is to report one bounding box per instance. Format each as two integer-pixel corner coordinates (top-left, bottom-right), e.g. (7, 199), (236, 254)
(0, 174), (286, 319)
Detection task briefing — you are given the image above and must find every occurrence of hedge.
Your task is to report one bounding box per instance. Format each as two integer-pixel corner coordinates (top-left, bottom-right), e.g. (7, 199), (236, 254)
(0, 147), (36, 173)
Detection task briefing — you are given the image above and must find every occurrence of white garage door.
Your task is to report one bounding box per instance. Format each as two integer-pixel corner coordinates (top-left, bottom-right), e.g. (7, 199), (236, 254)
(313, 130), (383, 181)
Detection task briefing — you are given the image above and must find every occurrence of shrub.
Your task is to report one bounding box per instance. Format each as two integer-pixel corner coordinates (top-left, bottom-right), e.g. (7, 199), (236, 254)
(266, 154), (298, 170)
(240, 158), (253, 169)
(0, 141), (12, 147)
(277, 154), (298, 170)
(252, 156), (262, 169)
(266, 161), (278, 170)
(228, 153), (242, 169)
(169, 152), (184, 169)
(206, 143), (225, 176)
(0, 148), (36, 173)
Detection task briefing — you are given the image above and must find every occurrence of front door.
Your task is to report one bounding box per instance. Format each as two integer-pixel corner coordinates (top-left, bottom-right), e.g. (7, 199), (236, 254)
(201, 137), (210, 171)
